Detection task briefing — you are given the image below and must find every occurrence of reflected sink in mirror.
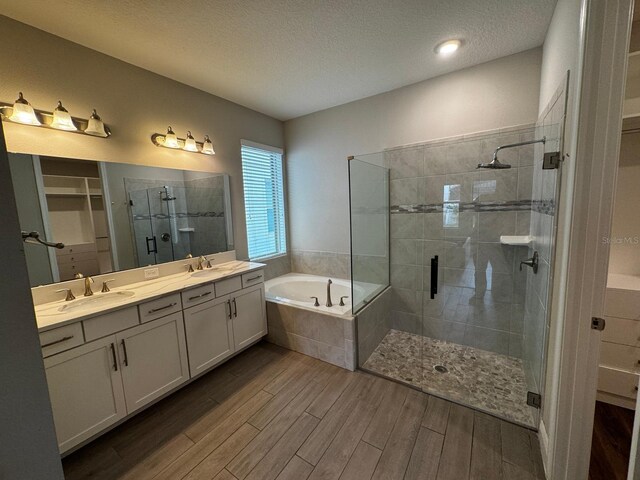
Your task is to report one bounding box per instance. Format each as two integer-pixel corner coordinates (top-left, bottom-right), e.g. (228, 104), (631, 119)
(58, 291), (136, 312)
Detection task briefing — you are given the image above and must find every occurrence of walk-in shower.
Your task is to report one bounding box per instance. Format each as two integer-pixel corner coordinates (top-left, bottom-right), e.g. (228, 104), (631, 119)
(351, 101), (566, 428)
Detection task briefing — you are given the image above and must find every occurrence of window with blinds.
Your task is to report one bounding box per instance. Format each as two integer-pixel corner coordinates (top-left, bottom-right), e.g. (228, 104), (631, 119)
(241, 140), (287, 260)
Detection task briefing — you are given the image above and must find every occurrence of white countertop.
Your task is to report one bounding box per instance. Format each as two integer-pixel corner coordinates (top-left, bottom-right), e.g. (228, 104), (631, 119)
(35, 260), (264, 332)
(607, 273), (640, 292)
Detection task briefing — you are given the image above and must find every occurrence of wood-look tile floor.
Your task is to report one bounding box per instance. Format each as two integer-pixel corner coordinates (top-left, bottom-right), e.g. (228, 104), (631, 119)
(62, 341), (546, 480)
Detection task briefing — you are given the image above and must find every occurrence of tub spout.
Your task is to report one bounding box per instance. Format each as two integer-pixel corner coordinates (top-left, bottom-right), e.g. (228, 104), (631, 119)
(326, 279), (333, 307)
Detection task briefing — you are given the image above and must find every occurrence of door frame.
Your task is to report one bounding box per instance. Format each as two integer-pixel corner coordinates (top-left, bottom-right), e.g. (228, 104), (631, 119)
(548, 0), (633, 478)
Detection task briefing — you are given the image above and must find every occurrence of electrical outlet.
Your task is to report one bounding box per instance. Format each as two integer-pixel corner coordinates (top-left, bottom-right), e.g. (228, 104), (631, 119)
(144, 267), (159, 279)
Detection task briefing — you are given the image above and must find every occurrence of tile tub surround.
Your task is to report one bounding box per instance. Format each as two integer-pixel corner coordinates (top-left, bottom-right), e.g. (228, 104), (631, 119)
(356, 286), (392, 365)
(385, 125), (538, 358)
(266, 300), (356, 370)
(291, 250), (351, 279)
(261, 254), (292, 281)
(363, 329), (535, 427)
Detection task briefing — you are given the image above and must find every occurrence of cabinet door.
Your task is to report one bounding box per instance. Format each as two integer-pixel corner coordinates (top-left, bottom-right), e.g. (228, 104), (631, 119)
(183, 295), (234, 377)
(232, 285), (267, 351)
(117, 312), (189, 414)
(44, 335), (126, 454)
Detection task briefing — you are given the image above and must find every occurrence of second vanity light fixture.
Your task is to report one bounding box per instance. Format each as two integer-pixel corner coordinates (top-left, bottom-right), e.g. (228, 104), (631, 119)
(0, 92), (110, 137)
(151, 127), (215, 155)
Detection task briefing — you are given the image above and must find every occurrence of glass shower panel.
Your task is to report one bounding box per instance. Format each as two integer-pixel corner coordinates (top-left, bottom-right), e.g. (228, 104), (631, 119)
(349, 153), (389, 313)
(147, 186), (176, 264)
(128, 188), (156, 266)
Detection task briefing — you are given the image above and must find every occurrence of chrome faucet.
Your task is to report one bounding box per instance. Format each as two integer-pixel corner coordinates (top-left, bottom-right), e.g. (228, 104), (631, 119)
(326, 279), (333, 307)
(84, 277), (94, 297)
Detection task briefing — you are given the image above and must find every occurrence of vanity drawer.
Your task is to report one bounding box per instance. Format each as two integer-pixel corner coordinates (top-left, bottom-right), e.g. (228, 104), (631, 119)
(215, 276), (242, 297)
(598, 366), (639, 399)
(138, 293), (182, 323)
(182, 283), (216, 308)
(242, 270), (264, 288)
(56, 243), (97, 257)
(40, 322), (85, 358)
(83, 307), (139, 342)
(57, 251), (97, 265)
(600, 341), (640, 372)
(603, 316), (640, 347)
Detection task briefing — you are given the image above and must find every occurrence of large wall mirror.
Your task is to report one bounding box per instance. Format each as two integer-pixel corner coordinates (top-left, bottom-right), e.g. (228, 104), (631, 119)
(8, 153), (234, 287)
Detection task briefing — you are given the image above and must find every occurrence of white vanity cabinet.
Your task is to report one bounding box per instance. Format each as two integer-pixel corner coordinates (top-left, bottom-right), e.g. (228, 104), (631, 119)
(39, 266), (266, 454)
(183, 296), (234, 377)
(231, 283), (267, 350)
(117, 312), (189, 413)
(44, 335), (127, 453)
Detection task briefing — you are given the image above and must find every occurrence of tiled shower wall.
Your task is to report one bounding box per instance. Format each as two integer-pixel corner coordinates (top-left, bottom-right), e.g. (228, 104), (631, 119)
(523, 80), (566, 395)
(387, 125), (538, 358)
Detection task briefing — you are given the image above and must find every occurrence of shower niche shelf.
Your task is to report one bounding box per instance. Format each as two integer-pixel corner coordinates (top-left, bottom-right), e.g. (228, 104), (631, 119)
(500, 235), (533, 246)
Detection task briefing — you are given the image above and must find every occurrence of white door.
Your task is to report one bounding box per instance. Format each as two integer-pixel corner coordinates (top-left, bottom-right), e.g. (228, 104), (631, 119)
(183, 295), (234, 377)
(117, 312), (189, 413)
(231, 285), (267, 351)
(44, 335), (126, 454)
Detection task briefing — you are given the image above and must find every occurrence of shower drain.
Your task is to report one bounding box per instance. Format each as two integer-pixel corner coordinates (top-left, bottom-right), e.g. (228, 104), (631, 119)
(433, 365), (448, 374)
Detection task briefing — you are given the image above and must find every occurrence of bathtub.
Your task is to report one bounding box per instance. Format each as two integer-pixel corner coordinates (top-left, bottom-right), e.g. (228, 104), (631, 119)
(265, 273), (367, 370)
(265, 273), (355, 316)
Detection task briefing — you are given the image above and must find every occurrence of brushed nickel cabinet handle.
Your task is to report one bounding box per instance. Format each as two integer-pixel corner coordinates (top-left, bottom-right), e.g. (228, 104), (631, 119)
(121, 339), (129, 367)
(110, 343), (118, 371)
(232, 298), (238, 318)
(148, 302), (177, 314)
(188, 291), (212, 301)
(246, 274), (263, 282)
(42, 335), (74, 348)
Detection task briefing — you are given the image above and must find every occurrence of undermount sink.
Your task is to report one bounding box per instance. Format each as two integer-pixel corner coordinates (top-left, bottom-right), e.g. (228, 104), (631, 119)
(58, 291), (136, 313)
(190, 268), (222, 278)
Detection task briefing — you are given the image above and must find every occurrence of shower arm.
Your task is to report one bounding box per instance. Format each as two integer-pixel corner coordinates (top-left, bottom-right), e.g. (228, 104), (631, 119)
(492, 137), (546, 162)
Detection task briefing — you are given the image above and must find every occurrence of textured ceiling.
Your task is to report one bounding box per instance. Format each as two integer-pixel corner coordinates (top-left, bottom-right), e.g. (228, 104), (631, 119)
(0, 0), (557, 120)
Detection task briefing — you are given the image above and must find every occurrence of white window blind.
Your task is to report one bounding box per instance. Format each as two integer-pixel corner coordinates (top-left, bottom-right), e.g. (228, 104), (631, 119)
(241, 141), (287, 260)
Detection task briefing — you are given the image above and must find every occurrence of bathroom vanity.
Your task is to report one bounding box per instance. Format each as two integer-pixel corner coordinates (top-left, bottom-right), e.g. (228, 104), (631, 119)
(34, 257), (266, 454)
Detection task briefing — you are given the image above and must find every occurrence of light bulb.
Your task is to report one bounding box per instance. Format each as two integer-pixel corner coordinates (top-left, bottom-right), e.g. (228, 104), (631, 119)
(84, 109), (108, 137)
(163, 126), (179, 148)
(8, 92), (41, 125)
(202, 135), (215, 155)
(435, 39), (462, 56)
(51, 101), (77, 131)
(184, 131), (198, 152)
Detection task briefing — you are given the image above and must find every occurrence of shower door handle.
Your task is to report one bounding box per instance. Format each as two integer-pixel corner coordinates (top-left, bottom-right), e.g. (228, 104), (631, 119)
(430, 255), (439, 299)
(146, 236), (158, 254)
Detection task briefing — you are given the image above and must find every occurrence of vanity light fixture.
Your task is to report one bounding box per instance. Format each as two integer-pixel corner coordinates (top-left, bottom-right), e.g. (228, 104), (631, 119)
(435, 39), (462, 56)
(184, 131), (198, 152)
(163, 126), (180, 148)
(84, 109), (109, 137)
(202, 135), (215, 155)
(151, 129), (216, 155)
(0, 92), (111, 137)
(8, 92), (41, 125)
(51, 101), (78, 131)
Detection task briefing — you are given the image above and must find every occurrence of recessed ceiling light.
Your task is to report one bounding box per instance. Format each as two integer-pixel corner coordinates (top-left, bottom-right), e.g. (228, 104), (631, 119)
(435, 39), (462, 56)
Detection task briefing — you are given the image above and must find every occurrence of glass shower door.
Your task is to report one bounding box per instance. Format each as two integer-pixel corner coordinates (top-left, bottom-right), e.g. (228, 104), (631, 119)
(128, 188), (156, 266)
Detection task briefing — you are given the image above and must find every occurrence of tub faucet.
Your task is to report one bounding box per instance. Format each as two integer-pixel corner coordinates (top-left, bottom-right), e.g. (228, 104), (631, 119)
(326, 279), (333, 307)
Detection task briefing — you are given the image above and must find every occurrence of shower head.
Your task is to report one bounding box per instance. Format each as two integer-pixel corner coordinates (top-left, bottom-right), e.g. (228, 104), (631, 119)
(477, 136), (547, 170)
(477, 156), (512, 169)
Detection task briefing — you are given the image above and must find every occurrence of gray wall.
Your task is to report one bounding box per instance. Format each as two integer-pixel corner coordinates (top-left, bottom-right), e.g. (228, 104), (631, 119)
(0, 123), (64, 478)
(284, 48), (543, 259)
(0, 16), (284, 261)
